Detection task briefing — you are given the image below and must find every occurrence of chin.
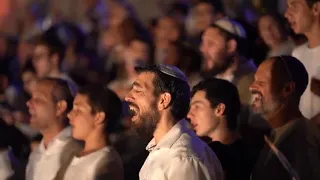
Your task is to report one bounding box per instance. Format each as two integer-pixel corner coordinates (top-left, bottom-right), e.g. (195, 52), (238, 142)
(72, 132), (83, 140)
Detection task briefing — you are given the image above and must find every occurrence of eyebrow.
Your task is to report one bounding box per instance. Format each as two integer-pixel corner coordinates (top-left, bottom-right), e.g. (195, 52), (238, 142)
(133, 81), (143, 88)
(191, 100), (205, 106)
(73, 102), (91, 109)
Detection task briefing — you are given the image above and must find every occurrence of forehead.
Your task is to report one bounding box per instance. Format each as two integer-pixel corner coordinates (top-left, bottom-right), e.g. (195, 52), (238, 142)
(259, 16), (276, 25)
(33, 81), (53, 95)
(159, 17), (177, 27)
(131, 40), (148, 50)
(195, 3), (213, 12)
(135, 72), (156, 89)
(74, 94), (90, 105)
(22, 71), (35, 78)
(34, 44), (49, 54)
(256, 59), (274, 80)
(203, 27), (225, 40)
(288, 0), (307, 5)
(192, 90), (207, 101)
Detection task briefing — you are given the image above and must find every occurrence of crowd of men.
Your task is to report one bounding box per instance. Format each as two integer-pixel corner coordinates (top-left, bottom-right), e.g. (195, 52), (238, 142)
(0, 0), (320, 180)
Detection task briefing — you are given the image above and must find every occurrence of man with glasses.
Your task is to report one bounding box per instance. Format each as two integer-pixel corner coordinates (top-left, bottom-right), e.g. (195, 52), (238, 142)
(250, 56), (320, 180)
(124, 64), (223, 180)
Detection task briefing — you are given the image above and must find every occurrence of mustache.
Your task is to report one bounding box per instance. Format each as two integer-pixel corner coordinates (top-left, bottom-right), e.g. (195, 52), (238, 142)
(251, 89), (262, 96)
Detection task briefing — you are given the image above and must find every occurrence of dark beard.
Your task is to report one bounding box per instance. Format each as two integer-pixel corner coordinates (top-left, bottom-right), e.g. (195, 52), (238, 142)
(201, 56), (234, 79)
(130, 105), (160, 139)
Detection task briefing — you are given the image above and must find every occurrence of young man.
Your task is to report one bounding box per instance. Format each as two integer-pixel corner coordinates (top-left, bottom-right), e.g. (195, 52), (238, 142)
(63, 84), (124, 180)
(187, 78), (256, 180)
(32, 25), (77, 95)
(250, 56), (320, 180)
(26, 78), (81, 180)
(285, 0), (320, 120)
(124, 64), (223, 180)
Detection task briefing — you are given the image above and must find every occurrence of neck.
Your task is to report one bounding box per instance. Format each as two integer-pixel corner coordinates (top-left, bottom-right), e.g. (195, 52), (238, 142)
(305, 22), (320, 48)
(266, 104), (302, 129)
(269, 40), (286, 51)
(219, 56), (240, 78)
(208, 119), (240, 145)
(41, 124), (66, 148)
(82, 131), (108, 155)
(153, 113), (177, 144)
(156, 41), (170, 49)
(48, 69), (62, 78)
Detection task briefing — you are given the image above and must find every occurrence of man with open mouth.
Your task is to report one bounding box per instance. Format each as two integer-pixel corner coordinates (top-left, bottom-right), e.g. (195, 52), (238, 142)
(124, 64), (223, 180)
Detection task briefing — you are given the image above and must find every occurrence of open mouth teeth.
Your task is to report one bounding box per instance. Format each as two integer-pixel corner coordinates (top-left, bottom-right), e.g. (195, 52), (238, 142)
(128, 106), (138, 117)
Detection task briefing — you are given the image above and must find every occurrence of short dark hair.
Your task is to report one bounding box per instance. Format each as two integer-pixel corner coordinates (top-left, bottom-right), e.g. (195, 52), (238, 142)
(271, 56), (309, 98)
(135, 65), (190, 120)
(192, 78), (241, 130)
(35, 35), (66, 67)
(306, 0), (320, 8)
(197, 0), (225, 15)
(78, 84), (123, 133)
(40, 77), (74, 113)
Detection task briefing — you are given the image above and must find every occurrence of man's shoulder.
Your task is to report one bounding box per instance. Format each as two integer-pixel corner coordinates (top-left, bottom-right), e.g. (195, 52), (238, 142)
(292, 43), (308, 57)
(170, 132), (215, 160)
(94, 147), (124, 180)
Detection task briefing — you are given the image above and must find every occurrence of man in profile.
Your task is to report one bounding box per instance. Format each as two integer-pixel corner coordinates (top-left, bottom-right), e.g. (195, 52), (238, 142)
(125, 64), (223, 180)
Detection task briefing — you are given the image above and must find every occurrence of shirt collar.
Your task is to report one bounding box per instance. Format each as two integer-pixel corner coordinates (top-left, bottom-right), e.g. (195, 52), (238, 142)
(39, 127), (72, 154)
(146, 119), (191, 152)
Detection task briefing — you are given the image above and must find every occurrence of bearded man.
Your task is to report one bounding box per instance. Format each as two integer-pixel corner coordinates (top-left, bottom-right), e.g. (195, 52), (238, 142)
(124, 64), (223, 180)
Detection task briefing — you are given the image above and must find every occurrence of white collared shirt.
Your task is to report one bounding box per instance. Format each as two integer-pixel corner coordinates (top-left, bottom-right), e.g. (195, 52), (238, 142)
(139, 119), (223, 180)
(63, 146), (122, 180)
(26, 127), (72, 180)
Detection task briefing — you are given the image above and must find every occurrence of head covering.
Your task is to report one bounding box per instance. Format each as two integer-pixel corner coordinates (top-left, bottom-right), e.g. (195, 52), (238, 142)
(213, 18), (247, 39)
(135, 64), (188, 83)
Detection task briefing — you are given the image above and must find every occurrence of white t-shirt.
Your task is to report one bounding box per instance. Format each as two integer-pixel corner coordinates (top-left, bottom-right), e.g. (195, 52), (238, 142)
(0, 150), (13, 180)
(63, 147), (122, 180)
(292, 43), (320, 119)
(26, 127), (72, 180)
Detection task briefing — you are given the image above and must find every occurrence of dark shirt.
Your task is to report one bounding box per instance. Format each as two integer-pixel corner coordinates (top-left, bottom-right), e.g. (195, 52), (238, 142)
(209, 138), (256, 180)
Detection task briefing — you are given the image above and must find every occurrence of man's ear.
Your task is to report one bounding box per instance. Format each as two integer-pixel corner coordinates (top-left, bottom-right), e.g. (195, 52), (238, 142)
(227, 39), (237, 54)
(282, 82), (295, 98)
(94, 112), (106, 126)
(214, 103), (226, 117)
(56, 100), (67, 116)
(312, 2), (320, 16)
(158, 92), (172, 111)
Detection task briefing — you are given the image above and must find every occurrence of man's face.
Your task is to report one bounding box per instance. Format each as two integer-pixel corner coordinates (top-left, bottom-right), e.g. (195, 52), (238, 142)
(22, 71), (37, 95)
(200, 27), (232, 77)
(68, 94), (95, 140)
(27, 81), (57, 130)
(33, 45), (52, 78)
(125, 72), (160, 137)
(187, 90), (219, 137)
(285, 0), (315, 34)
(249, 59), (283, 119)
(194, 3), (214, 31)
(258, 16), (283, 47)
(155, 17), (180, 43)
